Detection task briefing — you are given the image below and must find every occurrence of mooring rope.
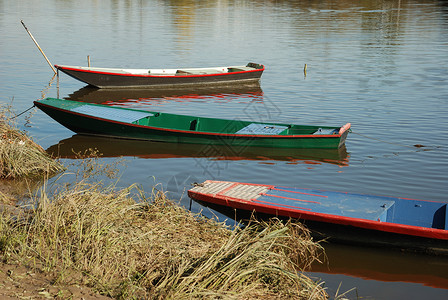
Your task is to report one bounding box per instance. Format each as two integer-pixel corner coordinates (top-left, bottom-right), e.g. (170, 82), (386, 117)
(8, 105), (36, 120)
(5, 73), (58, 121)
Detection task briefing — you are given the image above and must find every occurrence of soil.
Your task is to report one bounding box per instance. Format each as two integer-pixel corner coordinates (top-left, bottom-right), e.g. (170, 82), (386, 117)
(0, 182), (111, 299)
(0, 263), (111, 299)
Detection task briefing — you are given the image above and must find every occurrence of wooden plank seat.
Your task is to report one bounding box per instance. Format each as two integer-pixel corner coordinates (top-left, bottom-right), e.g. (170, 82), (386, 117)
(235, 123), (288, 135)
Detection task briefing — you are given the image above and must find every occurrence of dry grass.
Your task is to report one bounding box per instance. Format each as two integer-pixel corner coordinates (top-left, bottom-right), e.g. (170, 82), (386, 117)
(1, 179), (327, 299)
(0, 104), (64, 179)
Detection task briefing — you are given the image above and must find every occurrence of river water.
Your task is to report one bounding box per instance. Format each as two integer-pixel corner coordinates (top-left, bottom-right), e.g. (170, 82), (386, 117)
(1, 0), (448, 298)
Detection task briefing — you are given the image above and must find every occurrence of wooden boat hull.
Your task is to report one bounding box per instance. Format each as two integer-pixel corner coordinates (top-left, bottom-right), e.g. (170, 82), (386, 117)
(188, 180), (448, 254)
(55, 63), (264, 89)
(34, 98), (350, 149)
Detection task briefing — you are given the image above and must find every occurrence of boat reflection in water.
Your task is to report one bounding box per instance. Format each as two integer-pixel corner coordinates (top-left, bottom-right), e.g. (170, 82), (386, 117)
(310, 243), (448, 290)
(64, 83), (264, 106)
(47, 134), (349, 166)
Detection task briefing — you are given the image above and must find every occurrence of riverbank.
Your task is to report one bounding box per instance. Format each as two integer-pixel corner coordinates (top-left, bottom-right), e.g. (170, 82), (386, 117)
(0, 180), (328, 299)
(0, 108), (329, 299)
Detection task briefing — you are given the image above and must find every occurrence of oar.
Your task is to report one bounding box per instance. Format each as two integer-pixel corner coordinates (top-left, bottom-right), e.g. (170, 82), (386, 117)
(21, 20), (57, 74)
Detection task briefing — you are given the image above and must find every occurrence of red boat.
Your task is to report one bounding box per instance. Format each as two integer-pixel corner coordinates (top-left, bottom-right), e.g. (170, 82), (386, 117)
(55, 63), (264, 89)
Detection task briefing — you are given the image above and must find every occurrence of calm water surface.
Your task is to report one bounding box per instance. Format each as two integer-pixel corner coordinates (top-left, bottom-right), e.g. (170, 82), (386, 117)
(1, 0), (448, 298)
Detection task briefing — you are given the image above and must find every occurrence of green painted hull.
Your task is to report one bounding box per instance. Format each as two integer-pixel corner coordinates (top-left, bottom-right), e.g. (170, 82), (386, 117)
(34, 98), (350, 149)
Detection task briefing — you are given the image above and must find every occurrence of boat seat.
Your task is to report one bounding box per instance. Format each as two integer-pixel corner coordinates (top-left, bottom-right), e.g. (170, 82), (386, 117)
(313, 128), (339, 135)
(123, 69), (150, 75)
(176, 70), (191, 75)
(228, 67), (252, 72)
(236, 123), (288, 135)
(429, 204), (447, 229)
(148, 69), (177, 75)
(190, 119), (199, 131)
(179, 68), (226, 75)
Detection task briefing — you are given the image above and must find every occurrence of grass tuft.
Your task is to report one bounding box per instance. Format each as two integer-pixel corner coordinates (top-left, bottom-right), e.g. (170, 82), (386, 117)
(0, 104), (64, 179)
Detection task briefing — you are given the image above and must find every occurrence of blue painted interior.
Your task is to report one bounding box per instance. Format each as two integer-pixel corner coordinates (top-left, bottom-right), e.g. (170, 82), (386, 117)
(260, 188), (394, 221)
(386, 201), (446, 229)
(445, 205), (448, 230)
(257, 187), (447, 229)
(70, 104), (153, 124)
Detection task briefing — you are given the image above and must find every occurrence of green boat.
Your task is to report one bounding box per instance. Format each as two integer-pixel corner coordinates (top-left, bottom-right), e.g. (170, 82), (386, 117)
(34, 98), (351, 149)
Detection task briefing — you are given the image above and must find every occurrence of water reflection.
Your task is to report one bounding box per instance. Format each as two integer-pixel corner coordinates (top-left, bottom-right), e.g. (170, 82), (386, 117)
(47, 134), (349, 167)
(64, 83), (264, 107)
(311, 243), (448, 290)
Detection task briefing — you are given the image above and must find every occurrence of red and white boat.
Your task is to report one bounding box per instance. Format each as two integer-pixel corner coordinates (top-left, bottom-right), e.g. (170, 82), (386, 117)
(55, 63), (264, 89)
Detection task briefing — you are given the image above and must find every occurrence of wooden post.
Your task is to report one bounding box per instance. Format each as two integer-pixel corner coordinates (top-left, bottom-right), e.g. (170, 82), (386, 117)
(21, 20), (57, 74)
(57, 69), (59, 99)
(87, 55), (91, 67)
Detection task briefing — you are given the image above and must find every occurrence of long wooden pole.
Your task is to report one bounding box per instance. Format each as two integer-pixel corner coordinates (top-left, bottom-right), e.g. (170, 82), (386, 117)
(21, 20), (57, 74)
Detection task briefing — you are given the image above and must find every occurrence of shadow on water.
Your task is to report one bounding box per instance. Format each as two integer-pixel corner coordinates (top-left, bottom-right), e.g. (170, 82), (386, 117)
(46, 134), (349, 167)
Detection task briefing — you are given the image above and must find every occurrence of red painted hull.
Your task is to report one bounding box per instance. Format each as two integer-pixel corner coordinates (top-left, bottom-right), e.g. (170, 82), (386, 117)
(188, 180), (448, 255)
